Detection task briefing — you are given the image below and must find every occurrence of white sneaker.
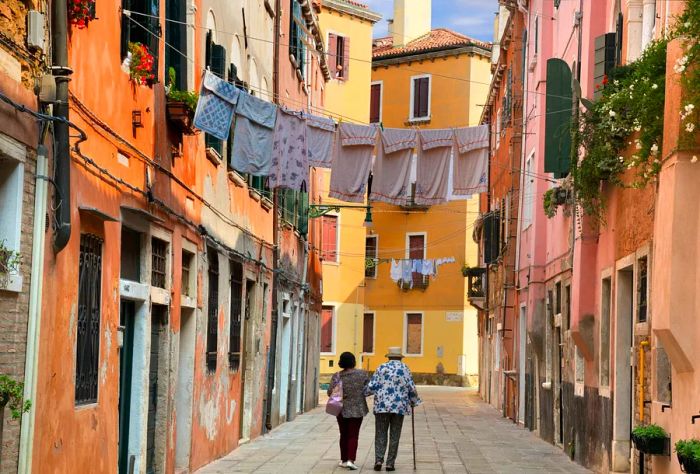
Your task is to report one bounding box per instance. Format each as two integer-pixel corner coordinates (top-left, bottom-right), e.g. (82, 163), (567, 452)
(338, 461), (347, 467)
(345, 461), (359, 470)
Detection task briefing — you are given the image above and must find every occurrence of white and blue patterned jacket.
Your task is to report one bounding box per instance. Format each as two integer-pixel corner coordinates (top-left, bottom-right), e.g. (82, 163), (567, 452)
(365, 360), (421, 416)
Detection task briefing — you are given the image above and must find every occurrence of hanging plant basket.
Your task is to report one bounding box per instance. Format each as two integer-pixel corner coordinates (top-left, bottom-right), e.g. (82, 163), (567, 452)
(166, 99), (196, 135)
(123, 42), (155, 86)
(676, 439), (700, 474)
(68, 0), (96, 28)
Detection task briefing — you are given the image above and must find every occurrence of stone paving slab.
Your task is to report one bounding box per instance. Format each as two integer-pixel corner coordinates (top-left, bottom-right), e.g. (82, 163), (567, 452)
(196, 387), (591, 474)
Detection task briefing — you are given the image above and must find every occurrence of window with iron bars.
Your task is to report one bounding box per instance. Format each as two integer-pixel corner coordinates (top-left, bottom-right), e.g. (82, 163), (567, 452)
(229, 260), (243, 371)
(206, 248), (219, 372)
(638, 256), (648, 322)
(76, 234), (103, 405)
(181, 250), (193, 296)
(151, 237), (167, 289)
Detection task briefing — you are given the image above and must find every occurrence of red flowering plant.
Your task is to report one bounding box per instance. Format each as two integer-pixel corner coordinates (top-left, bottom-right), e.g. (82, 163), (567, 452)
(127, 42), (155, 86)
(68, 0), (96, 28)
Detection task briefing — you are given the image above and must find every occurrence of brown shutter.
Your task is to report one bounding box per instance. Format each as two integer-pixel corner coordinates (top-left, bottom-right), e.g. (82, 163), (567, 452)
(419, 78), (429, 117)
(342, 36), (350, 80)
(328, 33), (337, 77)
(363, 313), (374, 353)
(370, 84), (381, 123)
(406, 313), (422, 354)
(409, 235), (424, 287)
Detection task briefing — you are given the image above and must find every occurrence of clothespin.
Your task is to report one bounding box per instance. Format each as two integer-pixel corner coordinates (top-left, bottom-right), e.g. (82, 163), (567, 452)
(379, 121), (385, 131)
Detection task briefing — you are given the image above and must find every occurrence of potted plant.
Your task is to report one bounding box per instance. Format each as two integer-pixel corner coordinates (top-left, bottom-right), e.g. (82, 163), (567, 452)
(165, 67), (199, 134)
(68, 0), (96, 28)
(0, 375), (31, 463)
(0, 241), (20, 288)
(122, 42), (155, 86)
(676, 439), (700, 473)
(631, 424), (668, 455)
(461, 264), (471, 277)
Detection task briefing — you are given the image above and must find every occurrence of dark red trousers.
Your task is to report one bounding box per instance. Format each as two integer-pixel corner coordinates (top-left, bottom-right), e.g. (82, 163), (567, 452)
(337, 415), (363, 462)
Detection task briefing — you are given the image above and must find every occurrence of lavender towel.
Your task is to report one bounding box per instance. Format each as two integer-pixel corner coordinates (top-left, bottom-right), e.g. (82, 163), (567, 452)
(370, 128), (417, 205)
(416, 129), (454, 205)
(269, 108), (308, 190)
(329, 123), (378, 203)
(453, 126), (489, 195)
(193, 70), (240, 141)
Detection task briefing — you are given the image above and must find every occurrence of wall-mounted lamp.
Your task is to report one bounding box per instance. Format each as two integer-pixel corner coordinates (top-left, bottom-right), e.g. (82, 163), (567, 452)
(132, 110), (143, 130)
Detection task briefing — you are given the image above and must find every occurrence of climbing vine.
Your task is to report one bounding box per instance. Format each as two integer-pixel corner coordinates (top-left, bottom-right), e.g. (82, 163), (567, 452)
(674, 0), (700, 152)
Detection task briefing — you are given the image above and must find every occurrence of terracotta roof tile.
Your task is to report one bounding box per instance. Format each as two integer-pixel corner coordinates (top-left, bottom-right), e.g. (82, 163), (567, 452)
(372, 28), (491, 59)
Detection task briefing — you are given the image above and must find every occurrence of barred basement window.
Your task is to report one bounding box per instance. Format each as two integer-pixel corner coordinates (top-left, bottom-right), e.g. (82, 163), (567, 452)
(206, 248), (219, 372)
(151, 237), (167, 289)
(229, 260), (243, 371)
(637, 256), (648, 322)
(76, 234), (103, 405)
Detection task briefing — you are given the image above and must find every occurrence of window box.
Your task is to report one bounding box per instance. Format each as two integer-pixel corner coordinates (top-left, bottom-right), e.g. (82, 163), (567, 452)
(631, 425), (670, 456)
(166, 99), (197, 135)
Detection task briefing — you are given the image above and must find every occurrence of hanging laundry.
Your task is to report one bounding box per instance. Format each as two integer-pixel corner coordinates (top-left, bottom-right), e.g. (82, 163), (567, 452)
(447, 150), (471, 201)
(390, 259), (402, 283)
(433, 257), (456, 277)
(411, 259), (422, 274)
(401, 259), (413, 286)
(269, 108), (308, 190)
(193, 70), (240, 141)
(329, 123), (378, 203)
(415, 129), (454, 206)
(306, 114), (336, 168)
(370, 128), (417, 204)
(420, 259), (435, 277)
(230, 91), (278, 175)
(453, 125), (489, 195)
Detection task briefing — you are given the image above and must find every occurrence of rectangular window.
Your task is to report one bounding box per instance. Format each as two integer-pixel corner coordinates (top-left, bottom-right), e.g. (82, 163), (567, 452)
(335, 35), (345, 78)
(120, 0), (160, 80)
(405, 313), (423, 355)
(410, 76), (430, 120)
(0, 149), (24, 291)
(120, 227), (141, 282)
(637, 256), (648, 322)
(370, 83), (382, 123)
(206, 248), (219, 372)
(229, 261), (243, 371)
(407, 234), (426, 287)
(523, 153), (534, 227)
(165, 0), (187, 90)
(363, 313), (374, 354)
(563, 284), (571, 331)
(365, 236), (378, 278)
(321, 306), (334, 354)
(600, 276), (612, 388)
(555, 281), (562, 315)
(289, 0), (306, 79)
(321, 215), (338, 262)
(181, 249), (193, 296)
(76, 234), (103, 405)
(151, 237), (167, 289)
(205, 30), (226, 158)
(545, 289), (553, 384)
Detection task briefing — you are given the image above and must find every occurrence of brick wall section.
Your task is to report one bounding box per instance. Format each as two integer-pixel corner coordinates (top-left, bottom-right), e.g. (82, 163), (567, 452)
(0, 147), (36, 474)
(0, 0), (45, 87)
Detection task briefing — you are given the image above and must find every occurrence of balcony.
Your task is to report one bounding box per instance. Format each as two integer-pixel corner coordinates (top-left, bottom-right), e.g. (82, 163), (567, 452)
(466, 267), (486, 308)
(397, 273), (430, 291)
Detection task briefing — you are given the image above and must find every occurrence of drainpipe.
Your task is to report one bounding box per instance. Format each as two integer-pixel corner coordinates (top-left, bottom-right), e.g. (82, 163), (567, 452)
(18, 143), (49, 474)
(52, 0), (73, 252)
(265, 0), (282, 431)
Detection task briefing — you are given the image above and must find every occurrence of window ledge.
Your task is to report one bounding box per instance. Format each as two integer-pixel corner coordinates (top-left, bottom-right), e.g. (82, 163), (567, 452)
(206, 147), (222, 166)
(249, 189), (262, 202)
(406, 117), (431, 125)
(228, 171), (247, 188)
(151, 287), (170, 306)
(120, 279), (149, 302)
(261, 197), (273, 211)
(0, 274), (23, 293)
(181, 294), (197, 309)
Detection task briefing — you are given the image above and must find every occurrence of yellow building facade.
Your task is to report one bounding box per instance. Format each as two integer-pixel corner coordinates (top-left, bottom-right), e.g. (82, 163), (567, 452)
(363, 3), (492, 385)
(317, 0), (380, 379)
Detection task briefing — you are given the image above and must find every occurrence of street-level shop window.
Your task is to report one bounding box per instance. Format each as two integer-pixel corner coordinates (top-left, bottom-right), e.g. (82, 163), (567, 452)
(365, 236), (378, 278)
(229, 260), (244, 371)
(410, 75), (431, 121)
(321, 215), (338, 262)
(206, 247), (219, 372)
(363, 313), (375, 354)
(75, 234), (103, 405)
(405, 313), (423, 355)
(321, 306), (335, 354)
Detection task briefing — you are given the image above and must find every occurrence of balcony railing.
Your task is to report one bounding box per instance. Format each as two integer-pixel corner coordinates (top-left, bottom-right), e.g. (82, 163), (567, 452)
(466, 267), (486, 299)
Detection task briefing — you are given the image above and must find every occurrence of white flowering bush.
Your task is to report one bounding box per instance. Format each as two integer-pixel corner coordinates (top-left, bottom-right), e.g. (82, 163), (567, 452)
(674, 2), (700, 151)
(571, 39), (667, 217)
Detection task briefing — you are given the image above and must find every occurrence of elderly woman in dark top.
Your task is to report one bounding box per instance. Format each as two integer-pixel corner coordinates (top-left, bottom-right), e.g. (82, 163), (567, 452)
(327, 351), (369, 470)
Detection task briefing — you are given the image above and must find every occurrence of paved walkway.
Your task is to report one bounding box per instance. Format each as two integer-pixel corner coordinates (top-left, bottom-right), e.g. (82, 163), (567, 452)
(197, 387), (591, 474)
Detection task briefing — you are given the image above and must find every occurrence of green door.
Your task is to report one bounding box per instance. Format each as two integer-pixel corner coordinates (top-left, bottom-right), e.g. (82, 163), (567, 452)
(118, 301), (136, 474)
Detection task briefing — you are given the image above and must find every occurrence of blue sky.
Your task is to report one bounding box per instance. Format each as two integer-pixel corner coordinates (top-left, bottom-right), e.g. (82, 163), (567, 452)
(363, 0), (500, 42)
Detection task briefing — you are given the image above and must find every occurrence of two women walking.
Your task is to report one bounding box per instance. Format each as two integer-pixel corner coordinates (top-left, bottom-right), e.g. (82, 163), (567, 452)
(326, 347), (420, 471)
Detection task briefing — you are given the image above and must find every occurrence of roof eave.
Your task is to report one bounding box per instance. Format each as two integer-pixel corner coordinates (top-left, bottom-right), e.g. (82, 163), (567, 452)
(372, 44), (492, 65)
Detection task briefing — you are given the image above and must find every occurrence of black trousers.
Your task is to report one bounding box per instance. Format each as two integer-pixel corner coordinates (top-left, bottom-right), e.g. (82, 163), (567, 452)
(374, 413), (404, 466)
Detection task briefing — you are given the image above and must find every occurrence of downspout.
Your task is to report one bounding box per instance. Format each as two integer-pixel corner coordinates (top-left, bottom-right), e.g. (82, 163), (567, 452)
(17, 143), (49, 474)
(298, 240), (309, 411)
(265, 0), (282, 431)
(52, 0), (73, 252)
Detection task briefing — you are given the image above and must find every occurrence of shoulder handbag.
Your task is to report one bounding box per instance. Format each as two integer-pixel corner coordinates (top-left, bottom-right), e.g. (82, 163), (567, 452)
(326, 376), (343, 416)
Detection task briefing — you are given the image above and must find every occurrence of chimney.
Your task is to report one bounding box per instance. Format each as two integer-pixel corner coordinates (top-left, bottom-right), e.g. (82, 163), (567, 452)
(391, 0), (431, 48)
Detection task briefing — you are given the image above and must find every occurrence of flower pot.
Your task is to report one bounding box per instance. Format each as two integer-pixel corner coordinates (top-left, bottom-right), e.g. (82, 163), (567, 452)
(166, 100), (196, 135)
(632, 433), (667, 455)
(553, 187), (568, 205)
(678, 453), (700, 473)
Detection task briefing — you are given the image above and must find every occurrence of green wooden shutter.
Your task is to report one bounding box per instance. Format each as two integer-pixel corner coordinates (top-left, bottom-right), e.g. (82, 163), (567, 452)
(593, 33), (616, 100)
(297, 192), (309, 236)
(544, 58), (572, 177)
(205, 44), (226, 156)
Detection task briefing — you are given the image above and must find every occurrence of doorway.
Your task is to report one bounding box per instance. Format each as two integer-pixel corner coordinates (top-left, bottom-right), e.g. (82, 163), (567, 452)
(146, 305), (168, 474)
(612, 265), (634, 472)
(518, 305), (526, 424)
(175, 307), (195, 470)
(279, 310), (292, 421)
(118, 301), (136, 474)
(239, 280), (256, 441)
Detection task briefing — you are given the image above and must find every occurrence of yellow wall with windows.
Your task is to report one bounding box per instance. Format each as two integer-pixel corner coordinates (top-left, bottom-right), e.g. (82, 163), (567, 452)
(318, 4), (378, 376)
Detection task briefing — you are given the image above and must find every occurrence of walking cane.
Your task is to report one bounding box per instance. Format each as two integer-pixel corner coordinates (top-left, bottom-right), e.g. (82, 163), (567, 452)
(411, 405), (416, 470)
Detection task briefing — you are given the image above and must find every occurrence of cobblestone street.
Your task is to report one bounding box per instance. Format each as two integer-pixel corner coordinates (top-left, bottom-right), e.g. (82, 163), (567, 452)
(197, 387), (591, 473)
